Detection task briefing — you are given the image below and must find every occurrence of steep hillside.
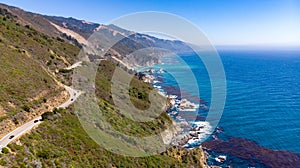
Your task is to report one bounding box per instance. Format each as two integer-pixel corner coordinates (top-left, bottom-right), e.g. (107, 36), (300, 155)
(0, 60), (206, 167)
(43, 15), (100, 39)
(0, 107), (205, 168)
(0, 3), (84, 48)
(95, 60), (173, 136)
(0, 3), (207, 167)
(0, 12), (71, 138)
(0, 7), (80, 85)
(45, 15), (192, 57)
(0, 44), (59, 120)
(0, 5), (83, 138)
(0, 4), (61, 38)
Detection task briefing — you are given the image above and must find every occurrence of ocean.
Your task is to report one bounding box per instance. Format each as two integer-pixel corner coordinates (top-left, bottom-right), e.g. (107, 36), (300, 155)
(139, 49), (300, 167)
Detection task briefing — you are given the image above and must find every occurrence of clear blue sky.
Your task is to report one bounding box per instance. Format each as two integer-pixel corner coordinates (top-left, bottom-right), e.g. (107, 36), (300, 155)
(1, 0), (300, 46)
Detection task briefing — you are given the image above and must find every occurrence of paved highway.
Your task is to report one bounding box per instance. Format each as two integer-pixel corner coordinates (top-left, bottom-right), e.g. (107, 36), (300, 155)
(0, 85), (81, 150)
(58, 85), (81, 108)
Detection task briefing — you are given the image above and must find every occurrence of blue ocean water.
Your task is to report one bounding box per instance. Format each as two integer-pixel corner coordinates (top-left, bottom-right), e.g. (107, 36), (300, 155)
(217, 50), (300, 154)
(148, 50), (300, 156)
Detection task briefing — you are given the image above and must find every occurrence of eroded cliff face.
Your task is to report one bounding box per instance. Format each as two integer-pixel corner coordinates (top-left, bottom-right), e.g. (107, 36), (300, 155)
(164, 146), (210, 168)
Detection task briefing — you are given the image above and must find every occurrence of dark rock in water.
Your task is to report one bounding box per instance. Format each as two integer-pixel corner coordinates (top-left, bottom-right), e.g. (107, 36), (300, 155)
(179, 113), (206, 121)
(161, 85), (208, 109)
(148, 68), (155, 74)
(136, 72), (145, 80)
(189, 132), (198, 138)
(200, 99), (208, 105)
(202, 138), (300, 168)
(163, 86), (181, 97)
(195, 115), (206, 121)
(209, 126), (224, 141)
(216, 126), (224, 133)
(156, 76), (164, 83)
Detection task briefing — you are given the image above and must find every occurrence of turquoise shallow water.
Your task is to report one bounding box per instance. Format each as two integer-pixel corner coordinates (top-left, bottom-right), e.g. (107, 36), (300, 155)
(144, 50), (300, 166)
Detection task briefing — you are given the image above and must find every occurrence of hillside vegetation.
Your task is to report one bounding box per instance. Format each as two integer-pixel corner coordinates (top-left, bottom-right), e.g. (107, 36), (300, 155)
(0, 44), (60, 122)
(0, 12), (68, 129)
(0, 4), (206, 167)
(95, 60), (172, 137)
(0, 60), (205, 167)
(0, 9), (80, 84)
(0, 7), (82, 127)
(0, 107), (204, 167)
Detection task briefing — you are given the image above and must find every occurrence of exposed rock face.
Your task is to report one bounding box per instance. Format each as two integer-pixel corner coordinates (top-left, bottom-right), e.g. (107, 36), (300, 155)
(49, 21), (88, 45)
(165, 97), (176, 111)
(142, 74), (155, 83)
(171, 133), (192, 146)
(160, 121), (182, 145)
(136, 72), (155, 84)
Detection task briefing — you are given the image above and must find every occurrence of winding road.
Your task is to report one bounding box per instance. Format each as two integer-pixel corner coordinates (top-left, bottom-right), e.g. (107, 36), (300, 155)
(0, 116), (43, 150)
(0, 62), (83, 151)
(0, 86), (81, 150)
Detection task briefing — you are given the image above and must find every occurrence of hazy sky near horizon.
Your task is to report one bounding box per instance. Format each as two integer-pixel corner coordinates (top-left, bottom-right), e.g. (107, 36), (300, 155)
(1, 0), (300, 46)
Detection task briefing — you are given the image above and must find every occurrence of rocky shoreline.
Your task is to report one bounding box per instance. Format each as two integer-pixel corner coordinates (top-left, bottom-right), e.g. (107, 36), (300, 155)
(136, 68), (212, 146)
(136, 67), (229, 168)
(136, 67), (300, 168)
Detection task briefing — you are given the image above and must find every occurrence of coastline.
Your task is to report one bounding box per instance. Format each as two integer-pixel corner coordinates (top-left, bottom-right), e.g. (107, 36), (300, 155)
(136, 67), (213, 146)
(135, 54), (300, 168)
(136, 66), (216, 167)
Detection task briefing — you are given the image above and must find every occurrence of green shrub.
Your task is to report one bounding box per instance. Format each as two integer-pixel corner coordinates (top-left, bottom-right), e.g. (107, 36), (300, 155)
(37, 150), (50, 159)
(58, 69), (71, 73)
(46, 60), (52, 66)
(0, 159), (6, 166)
(12, 117), (19, 125)
(42, 97), (47, 103)
(1, 147), (9, 154)
(22, 105), (30, 112)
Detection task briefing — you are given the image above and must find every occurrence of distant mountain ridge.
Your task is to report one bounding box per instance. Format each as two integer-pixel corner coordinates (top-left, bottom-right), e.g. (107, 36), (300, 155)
(0, 3), (193, 66)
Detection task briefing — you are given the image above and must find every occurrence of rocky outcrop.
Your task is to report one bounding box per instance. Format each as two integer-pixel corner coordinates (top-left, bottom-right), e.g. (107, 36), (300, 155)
(164, 146), (211, 168)
(178, 99), (199, 111)
(136, 72), (155, 84)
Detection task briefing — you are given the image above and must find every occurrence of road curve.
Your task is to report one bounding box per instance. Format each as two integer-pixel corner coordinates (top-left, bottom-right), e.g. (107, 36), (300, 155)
(0, 85), (81, 150)
(65, 61), (82, 70)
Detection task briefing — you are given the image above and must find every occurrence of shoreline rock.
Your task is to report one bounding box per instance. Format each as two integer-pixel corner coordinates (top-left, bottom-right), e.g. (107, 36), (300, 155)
(177, 98), (199, 111)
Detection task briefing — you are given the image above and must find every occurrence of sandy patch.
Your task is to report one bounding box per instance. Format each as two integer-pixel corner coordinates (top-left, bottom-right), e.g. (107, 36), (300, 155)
(0, 105), (6, 118)
(49, 21), (87, 45)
